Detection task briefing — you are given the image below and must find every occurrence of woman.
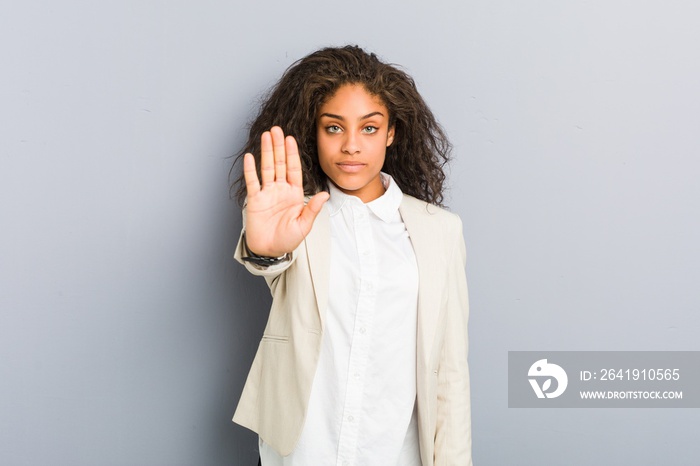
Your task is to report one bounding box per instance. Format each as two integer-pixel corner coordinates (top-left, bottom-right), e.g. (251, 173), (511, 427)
(232, 45), (472, 466)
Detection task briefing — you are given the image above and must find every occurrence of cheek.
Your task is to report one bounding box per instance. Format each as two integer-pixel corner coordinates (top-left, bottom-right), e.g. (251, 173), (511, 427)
(317, 152), (330, 171)
(315, 136), (327, 159)
(315, 138), (332, 173)
(316, 131), (331, 153)
(371, 141), (388, 165)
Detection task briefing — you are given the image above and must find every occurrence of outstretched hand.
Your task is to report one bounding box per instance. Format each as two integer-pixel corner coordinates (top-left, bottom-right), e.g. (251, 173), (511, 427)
(243, 126), (329, 257)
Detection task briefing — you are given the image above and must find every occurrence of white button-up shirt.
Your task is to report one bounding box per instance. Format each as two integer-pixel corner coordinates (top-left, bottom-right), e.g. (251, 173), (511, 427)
(260, 174), (421, 466)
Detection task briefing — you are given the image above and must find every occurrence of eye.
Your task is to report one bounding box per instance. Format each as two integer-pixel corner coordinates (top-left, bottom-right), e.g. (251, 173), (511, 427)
(362, 126), (378, 134)
(325, 125), (342, 134)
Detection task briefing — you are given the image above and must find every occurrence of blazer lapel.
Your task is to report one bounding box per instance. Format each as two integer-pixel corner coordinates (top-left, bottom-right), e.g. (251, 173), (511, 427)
(399, 196), (441, 369)
(304, 204), (331, 328)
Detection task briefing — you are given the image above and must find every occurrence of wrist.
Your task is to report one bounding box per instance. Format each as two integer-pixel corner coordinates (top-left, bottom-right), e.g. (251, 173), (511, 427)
(241, 233), (290, 266)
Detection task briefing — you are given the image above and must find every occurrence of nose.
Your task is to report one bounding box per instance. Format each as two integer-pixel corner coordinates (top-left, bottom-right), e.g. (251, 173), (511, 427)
(341, 132), (360, 155)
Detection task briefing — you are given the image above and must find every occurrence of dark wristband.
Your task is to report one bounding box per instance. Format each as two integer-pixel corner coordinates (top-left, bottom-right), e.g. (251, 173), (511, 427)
(241, 233), (290, 266)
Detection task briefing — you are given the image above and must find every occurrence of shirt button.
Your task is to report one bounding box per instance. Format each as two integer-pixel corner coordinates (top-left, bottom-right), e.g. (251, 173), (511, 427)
(343, 461), (349, 466)
(354, 372), (360, 379)
(359, 327), (366, 334)
(348, 415), (354, 422)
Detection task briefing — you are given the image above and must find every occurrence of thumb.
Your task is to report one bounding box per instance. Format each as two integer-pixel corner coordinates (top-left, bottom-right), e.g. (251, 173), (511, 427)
(297, 191), (330, 235)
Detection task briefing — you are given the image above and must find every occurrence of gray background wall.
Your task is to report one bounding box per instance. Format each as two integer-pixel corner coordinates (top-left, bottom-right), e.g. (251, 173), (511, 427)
(1, 1), (698, 465)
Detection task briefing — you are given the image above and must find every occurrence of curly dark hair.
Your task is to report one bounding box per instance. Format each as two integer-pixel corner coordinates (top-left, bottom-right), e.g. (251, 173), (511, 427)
(231, 45), (452, 206)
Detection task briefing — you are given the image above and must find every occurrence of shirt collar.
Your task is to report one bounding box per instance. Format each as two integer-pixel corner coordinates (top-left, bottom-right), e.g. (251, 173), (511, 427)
(326, 173), (403, 223)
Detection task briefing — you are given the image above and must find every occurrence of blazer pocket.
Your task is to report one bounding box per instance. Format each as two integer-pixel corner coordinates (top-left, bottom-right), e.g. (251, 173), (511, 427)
(261, 334), (289, 343)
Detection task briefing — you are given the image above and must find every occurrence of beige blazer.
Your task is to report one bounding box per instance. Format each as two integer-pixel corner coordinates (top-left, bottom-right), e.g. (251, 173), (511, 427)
(233, 194), (472, 466)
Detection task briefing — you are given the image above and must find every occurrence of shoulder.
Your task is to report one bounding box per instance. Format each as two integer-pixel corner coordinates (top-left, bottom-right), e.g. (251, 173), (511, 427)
(400, 194), (467, 267)
(400, 194), (463, 230)
(399, 194), (465, 258)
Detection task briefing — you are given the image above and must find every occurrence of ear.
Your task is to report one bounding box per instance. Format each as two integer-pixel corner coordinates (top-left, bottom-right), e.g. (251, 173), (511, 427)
(386, 126), (395, 147)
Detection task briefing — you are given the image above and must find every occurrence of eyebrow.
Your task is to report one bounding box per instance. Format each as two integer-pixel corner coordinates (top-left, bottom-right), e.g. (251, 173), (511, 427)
(319, 111), (385, 121)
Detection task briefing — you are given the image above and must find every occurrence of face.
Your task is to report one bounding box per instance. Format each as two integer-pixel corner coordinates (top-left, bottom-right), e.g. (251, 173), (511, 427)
(317, 84), (395, 203)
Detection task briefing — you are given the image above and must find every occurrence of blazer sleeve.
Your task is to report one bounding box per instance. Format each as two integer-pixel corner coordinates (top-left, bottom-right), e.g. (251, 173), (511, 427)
(434, 217), (473, 465)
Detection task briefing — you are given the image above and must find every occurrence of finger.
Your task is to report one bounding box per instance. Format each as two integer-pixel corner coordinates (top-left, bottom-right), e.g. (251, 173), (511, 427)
(242, 153), (261, 196)
(260, 131), (274, 186)
(297, 191), (330, 236)
(270, 126), (286, 182)
(285, 135), (303, 187)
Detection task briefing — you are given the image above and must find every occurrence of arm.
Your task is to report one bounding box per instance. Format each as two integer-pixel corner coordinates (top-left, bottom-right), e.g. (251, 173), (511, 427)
(234, 208), (297, 279)
(234, 126), (328, 278)
(241, 126), (328, 257)
(434, 218), (472, 465)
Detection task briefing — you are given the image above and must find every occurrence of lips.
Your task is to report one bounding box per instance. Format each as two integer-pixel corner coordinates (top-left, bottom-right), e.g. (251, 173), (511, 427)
(336, 162), (366, 173)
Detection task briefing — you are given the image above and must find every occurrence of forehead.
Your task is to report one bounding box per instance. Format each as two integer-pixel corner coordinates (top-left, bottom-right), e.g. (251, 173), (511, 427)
(319, 84), (387, 115)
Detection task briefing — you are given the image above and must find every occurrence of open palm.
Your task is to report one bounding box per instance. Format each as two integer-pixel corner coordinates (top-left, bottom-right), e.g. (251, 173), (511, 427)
(243, 126), (329, 257)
